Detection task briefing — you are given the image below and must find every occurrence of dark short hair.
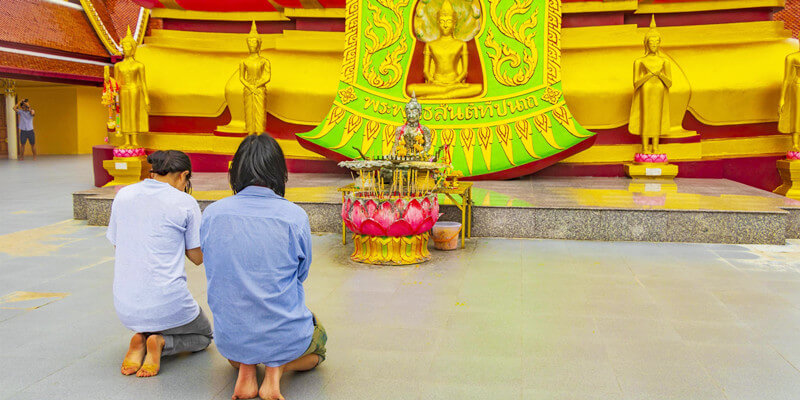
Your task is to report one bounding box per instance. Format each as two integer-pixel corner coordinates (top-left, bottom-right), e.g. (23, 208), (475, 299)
(229, 134), (287, 196)
(147, 150), (193, 193)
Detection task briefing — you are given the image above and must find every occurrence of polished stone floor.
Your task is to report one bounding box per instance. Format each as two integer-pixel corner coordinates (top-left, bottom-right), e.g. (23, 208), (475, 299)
(5, 156), (800, 399)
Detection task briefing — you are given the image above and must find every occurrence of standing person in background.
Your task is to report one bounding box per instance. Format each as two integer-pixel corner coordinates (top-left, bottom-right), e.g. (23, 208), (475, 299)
(13, 98), (36, 160)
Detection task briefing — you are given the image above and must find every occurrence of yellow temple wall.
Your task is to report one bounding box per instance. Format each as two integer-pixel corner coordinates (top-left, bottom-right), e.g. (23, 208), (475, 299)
(75, 86), (107, 154)
(14, 85), (105, 155)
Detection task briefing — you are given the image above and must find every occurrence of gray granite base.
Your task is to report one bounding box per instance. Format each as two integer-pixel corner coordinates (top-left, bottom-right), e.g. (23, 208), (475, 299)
(75, 194), (794, 245)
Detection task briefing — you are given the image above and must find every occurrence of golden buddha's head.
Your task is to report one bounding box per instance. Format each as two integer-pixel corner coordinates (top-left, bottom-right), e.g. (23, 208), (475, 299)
(121, 26), (137, 58)
(437, 0), (455, 36)
(644, 15), (661, 54)
(405, 93), (422, 124)
(247, 21), (262, 54)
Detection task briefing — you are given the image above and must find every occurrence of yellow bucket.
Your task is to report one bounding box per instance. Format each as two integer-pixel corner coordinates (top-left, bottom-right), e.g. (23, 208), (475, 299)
(432, 221), (462, 251)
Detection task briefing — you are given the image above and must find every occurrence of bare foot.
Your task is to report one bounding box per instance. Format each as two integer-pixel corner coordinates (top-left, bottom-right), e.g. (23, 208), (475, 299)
(232, 364), (258, 400)
(136, 334), (165, 377)
(258, 365), (285, 400)
(228, 359), (241, 369)
(121, 333), (146, 375)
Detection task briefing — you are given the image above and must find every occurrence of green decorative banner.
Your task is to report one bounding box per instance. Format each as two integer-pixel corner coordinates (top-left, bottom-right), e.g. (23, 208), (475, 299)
(299, 0), (595, 178)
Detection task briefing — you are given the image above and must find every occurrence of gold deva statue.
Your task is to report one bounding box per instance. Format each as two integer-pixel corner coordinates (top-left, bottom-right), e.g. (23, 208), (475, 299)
(115, 27), (149, 148)
(629, 16), (672, 155)
(779, 50), (800, 151)
(392, 94), (432, 159)
(241, 21), (271, 135)
(407, 0), (482, 100)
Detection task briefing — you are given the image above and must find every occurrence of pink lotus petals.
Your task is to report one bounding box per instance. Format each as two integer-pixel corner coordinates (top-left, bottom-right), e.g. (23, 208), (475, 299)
(112, 147), (145, 158)
(365, 199), (378, 218)
(634, 153), (668, 164)
(350, 202), (367, 230)
(403, 199), (425, 232)
(343, 195), (439, 237)
(788, 151), (800, 161)
(387, 220), (414, 237)
(373, 202), (397, 231)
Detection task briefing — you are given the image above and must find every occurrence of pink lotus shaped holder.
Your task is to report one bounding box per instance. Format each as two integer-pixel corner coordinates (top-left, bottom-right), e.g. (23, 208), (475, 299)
(634, 153), (668, 164)
(342, 193), (440, 237)
(788, 151), (800, 161)
(113, 147), (145, 158)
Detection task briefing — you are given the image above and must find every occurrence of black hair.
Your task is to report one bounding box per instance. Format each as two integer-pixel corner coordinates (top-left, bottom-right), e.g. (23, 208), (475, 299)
(229, 134), (287, 196)
(147, 150), (193, 193)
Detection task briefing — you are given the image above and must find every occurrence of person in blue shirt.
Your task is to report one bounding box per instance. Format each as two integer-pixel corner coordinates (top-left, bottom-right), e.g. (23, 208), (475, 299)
(13, 99), (36, 160)
(201, 134), (327, 400)
(107, 150), (212, 377)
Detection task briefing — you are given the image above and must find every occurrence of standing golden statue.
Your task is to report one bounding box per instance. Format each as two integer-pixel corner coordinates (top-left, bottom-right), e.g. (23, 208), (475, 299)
(407, 0), (482, 99)
(115, 27), (149, 148)
(241, 21), (271, 135)
(629, 16), (672, 155)
(779, 50), (800, 153)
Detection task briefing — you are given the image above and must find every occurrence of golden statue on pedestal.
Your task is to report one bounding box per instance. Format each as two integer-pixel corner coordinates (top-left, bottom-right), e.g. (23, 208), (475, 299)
(392, 94), (432, 159)
(779, 50), (800, 152)
(629, 16), (672, 155)
(115, 27), (149, 148)
(407, 0), (482, 100)
(240, 21), (271, 135)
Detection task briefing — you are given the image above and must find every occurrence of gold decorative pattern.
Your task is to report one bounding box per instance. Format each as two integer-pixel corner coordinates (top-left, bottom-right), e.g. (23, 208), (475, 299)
(305, 106), (346, 140)
(341, 0), (361, 83)
(440, 128), (456, 164)
(339, 86), (358, 104)
(496, 124), (515, 165)
(477, 126), (493, 170)
(515, 119), (539, 158)
(533, 113), (561, 149)
(545, 0), (562, 86)
(381, 124), (396, 155)
(484, 0), (538, 87)
(460, 128), (476, 174)
(553, 106), (591, 138)
(351, 233), (431, 265)
(362, 119), (381, 154)
(541, 86), (561, 104)
(362, 0), (410, 89)
(333, 114), (364, 149)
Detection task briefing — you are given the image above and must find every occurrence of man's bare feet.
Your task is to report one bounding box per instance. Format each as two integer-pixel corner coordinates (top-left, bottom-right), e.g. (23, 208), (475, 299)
(136, 334), (165, 377)
(232, 364), (258, 400)
(121, 333), (146, 375)
(258, 366), (285, 400)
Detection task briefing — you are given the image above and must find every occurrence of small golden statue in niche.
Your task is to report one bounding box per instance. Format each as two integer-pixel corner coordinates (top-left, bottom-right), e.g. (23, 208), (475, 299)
(407, 0), (483, 99)
(392, 94), (432, 159)
(115, 27), (149, 148)
(629, 16), (672, 155)
(779, 50), (800, 154)
(241, 21), (271, 135)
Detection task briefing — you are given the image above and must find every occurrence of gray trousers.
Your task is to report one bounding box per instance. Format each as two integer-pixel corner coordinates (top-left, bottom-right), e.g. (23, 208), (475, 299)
(151, 309), (213, 356)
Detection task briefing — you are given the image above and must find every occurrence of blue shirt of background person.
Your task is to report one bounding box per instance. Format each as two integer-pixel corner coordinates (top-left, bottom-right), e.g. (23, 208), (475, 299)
(200, 134), (321, 399)
(17, 108), (33, 130)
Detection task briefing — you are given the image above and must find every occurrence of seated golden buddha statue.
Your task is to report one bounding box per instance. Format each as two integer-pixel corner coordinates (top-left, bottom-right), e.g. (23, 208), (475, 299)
(392, 94), (432, 159)
(407, 0), (482, 100)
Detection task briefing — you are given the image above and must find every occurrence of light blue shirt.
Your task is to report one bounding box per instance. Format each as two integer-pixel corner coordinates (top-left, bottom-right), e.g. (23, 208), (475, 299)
(17, 109), (33, 131)
(200, 186), (314, 367)
(106, 179), (202, 332)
